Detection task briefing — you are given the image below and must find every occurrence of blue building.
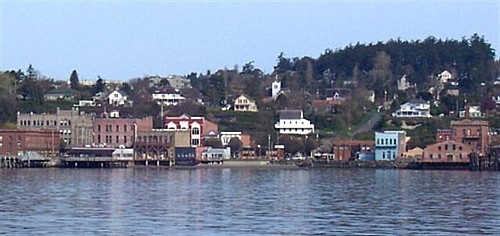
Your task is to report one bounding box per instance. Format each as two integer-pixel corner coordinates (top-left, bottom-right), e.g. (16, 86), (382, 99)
(375, 131), (406, 161)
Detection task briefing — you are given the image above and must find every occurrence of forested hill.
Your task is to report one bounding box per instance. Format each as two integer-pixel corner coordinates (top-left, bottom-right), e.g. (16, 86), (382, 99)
(274, 34), (497, 102)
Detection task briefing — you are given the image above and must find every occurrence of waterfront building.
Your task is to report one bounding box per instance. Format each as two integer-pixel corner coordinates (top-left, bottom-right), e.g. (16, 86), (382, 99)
(164, 114), (219, 147)
(201, 147), (231, 162)
(451, 119), (489, 156)
(93, 114), (152, 148)
(0, 129), (60, 157)
(17, 107), (94, 147)
(134, 129), (190, 160)
(422, 140), (472, 163)
(374, 131), (406, 161)
(331, 140), (375, 161)
(275, 110), (315, 135)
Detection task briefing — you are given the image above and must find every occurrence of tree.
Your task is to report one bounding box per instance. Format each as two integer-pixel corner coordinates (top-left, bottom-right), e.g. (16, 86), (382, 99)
(69, 70), (79, 90)
(227, 137), (243, 157)
(278, 135), (304, 155)
(94, 76), (105, 94)
(242, 61), (255, 74)
(303, 137), (318, 156)
(204, 138), (223, 148)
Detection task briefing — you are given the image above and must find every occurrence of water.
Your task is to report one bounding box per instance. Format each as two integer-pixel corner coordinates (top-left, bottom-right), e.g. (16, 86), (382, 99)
(1, 168), (499, 235)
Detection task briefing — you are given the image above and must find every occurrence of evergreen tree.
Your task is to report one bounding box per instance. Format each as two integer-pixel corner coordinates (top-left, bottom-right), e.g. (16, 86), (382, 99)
(70, 70), (79, 90)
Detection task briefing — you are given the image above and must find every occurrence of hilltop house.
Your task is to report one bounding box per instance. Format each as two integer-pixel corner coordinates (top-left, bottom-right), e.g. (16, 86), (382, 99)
(325, 88), (351, 103)
(234, 94), (258, 112)
(438, 70), (453, 84)
(44, 88), (78, 101)
(275, 110), (314, 135)
(459, 105), (483, 118)
(152, 86), (186, 106)
(392, 99), (432, 118)
(108, 90), (129, 106)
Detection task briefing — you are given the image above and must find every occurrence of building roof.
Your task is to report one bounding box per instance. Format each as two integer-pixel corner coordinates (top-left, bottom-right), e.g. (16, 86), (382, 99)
(450, 119), (488, 126)
(45, 88), (78, 95)
(154, 86), (180, 94)
(278, 110), (303, 119)
(325, 88), (351, 99)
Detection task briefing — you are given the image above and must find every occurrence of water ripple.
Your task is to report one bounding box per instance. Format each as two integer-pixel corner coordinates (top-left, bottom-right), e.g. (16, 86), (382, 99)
(1, 168), (499, 235)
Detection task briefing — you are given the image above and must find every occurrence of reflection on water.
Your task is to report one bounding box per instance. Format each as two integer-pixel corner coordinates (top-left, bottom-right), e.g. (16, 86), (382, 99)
(1, 168), (498, 235)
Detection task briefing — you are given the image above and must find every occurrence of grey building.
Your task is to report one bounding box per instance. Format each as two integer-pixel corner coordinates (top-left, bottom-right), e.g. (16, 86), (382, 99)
(17, 107), (95, 147)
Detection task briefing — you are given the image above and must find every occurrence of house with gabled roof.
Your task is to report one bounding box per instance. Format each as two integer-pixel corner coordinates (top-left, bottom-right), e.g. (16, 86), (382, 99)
(108, 90), (129, 106)
(152, 86), (186, 106)
(234, 94), (258, 112)
(275, 110), (314, 135)
(325, 88), (351, 102)
(392, 99), (432, 118)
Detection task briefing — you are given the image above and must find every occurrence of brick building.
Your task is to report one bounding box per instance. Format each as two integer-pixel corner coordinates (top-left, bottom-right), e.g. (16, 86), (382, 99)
(164, 114), (218, 147)
(93, 116), (153, 148)
(422, 140), (472, 163)
(331, 140), (375, 161)
(0, 129), (60, 157)
(450, 119), (489, 156)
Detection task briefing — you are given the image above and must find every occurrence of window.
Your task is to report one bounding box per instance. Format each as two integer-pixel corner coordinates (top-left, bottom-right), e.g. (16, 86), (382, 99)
(445, 144), (448, 150)
(387, 151), (391, 159)
(116, 136), (119, 143)
(192, 128), (200, 135)
(385, 138), (388, 145)
(459, 146), (462, 151)
(124, 125), (127, 132)
(98, 125), (101, 132)
(430, 154), (433, 159)
(192, 139), (200, 146)
(438, 154), (441, 159)
(116, 125), (119, 132)
(452, 144), (456, 150)
(382, 152), (385, 159)
(97, 135), (101, 143)
(438, 146), (441, 151)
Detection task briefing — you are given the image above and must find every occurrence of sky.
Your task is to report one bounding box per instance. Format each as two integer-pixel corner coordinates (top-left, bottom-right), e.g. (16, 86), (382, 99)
(1, 1), (499, 82)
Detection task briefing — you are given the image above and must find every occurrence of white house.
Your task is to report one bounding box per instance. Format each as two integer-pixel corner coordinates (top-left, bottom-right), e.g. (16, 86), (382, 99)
(459, 106), (483, 118)
(152, 86), (186, 106)
(108, 90), (129, 106)
(275, 110), (315, 135)
(234, 94), (258, 112)
(392, 99), (432, 118)
(219, 131), (242, 146)
(438, 70), (453, 84)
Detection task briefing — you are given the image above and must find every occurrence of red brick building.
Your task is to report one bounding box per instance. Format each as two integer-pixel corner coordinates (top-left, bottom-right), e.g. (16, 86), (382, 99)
(450, 119), (489, 156)
(164, 114), (218, 147)
(0, 129), (60, 157)
(422, 140), (472, 163)
(436, 129), (452, 143)
(331, 140), (375, 161)
(93, 116), (153, 148)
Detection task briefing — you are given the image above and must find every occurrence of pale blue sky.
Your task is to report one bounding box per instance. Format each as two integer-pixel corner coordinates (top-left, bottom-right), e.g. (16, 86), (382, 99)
(1, 1), (499, 82)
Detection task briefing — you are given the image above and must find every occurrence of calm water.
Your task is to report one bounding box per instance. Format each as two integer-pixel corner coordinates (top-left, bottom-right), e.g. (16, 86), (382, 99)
(1, 168), (499, 235)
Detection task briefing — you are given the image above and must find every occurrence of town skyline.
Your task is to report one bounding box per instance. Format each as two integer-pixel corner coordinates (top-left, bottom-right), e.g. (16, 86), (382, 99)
(1, 1), (499, 81)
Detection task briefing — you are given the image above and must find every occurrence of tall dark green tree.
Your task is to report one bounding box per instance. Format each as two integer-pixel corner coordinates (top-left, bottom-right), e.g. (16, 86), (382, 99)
(94, 76), (105, 94)
(69, 70), (79, 90)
